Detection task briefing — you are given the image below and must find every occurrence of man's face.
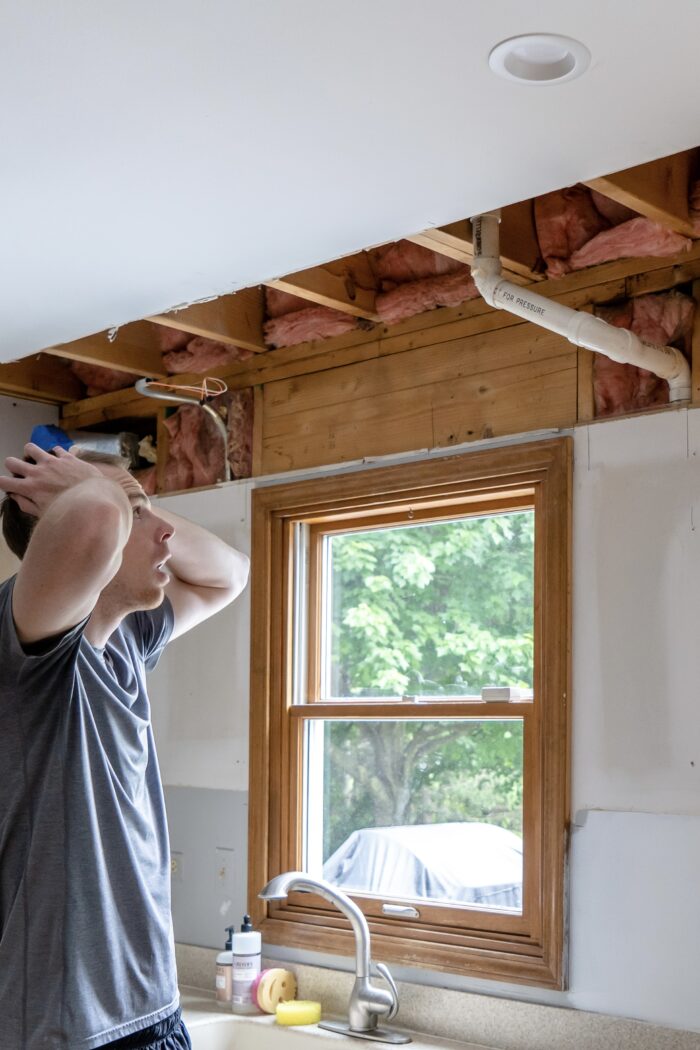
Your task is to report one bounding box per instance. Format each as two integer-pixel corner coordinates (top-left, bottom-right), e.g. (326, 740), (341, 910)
(96, 465), (174, 611)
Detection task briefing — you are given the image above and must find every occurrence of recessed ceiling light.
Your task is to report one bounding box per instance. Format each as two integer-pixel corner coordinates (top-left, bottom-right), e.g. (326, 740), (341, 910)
(489, 33), (591, 85)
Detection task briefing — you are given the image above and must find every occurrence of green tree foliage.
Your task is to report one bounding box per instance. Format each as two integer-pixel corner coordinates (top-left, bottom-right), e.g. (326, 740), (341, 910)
(321, 512), (533, 858)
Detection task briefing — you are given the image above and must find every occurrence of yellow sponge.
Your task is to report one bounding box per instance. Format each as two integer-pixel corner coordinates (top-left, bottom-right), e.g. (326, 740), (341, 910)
(275, 1000), (322, 1026)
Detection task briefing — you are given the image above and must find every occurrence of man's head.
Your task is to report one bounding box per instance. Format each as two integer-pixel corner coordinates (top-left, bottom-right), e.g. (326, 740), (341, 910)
(95, 460), (174, 614)
(0, 448), (129, 559)
(1, 446), (174, 613)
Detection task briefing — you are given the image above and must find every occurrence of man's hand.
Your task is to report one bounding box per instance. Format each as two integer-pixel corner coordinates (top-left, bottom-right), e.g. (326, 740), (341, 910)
(0, 443), (103, 517)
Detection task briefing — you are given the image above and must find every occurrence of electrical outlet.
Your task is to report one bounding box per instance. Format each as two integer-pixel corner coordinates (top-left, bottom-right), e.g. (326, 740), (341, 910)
(171, 851), (184, 884)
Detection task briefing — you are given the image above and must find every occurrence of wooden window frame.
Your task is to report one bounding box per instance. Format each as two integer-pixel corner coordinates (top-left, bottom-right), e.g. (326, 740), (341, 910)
(248, 437), (571, 988)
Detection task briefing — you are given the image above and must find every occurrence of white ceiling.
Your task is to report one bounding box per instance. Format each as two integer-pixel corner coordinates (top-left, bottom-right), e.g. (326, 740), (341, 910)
(3, 1), (700, 363)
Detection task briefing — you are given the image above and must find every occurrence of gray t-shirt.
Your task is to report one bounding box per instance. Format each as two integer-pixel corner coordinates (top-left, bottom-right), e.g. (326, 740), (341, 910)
(0, 576), (178, 1049)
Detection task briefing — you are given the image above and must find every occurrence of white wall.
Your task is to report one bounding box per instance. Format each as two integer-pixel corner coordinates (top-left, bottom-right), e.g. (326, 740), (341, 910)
(567, 409), (700, 1028)
(0, 395), (57, 580)
(148, 482), (252, 790)
(78, 406), (700, 1033)
(573, 409), (700, 816)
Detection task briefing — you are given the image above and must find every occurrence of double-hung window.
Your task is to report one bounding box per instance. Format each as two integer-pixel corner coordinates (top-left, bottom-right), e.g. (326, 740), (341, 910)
(249, 438), (571, 987)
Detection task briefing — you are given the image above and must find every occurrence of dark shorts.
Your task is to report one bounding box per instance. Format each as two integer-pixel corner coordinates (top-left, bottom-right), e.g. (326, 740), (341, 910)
(98, 1008), (192, 1049)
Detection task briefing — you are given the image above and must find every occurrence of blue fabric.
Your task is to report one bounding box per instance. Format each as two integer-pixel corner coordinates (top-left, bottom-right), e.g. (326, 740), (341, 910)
(29, 423), (72, 452)
(98, 1008), (191, 1049)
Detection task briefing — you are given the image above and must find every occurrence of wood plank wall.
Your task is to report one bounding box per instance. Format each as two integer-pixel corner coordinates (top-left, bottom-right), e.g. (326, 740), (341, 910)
(259, 325), (577, 473)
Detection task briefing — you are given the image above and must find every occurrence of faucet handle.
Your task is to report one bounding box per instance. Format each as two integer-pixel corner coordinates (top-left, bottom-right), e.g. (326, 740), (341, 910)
(374, 962), (400, 1021)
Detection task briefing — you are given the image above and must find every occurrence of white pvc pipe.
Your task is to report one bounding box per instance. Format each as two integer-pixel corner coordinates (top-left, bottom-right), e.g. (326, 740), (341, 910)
(470, 213), (691, 403)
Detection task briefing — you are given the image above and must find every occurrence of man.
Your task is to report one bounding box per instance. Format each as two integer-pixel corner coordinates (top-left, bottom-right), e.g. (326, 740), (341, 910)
(0, 443), (249, 1049)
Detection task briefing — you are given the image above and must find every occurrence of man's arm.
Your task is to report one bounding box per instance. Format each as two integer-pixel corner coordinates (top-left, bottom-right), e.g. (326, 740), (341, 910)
(155, 506), (249, 641)
(0, 445), (133, 644)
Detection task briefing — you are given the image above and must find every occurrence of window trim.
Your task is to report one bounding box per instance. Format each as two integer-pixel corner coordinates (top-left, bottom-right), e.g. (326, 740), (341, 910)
(248, 438), (571, 988)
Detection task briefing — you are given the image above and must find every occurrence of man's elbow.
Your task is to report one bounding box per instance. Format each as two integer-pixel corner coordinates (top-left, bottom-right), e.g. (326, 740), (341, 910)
(228, 549), (250, 598)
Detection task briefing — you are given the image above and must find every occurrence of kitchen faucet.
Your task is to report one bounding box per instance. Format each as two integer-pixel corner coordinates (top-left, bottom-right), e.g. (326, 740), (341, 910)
(259, 872), (411, 1044)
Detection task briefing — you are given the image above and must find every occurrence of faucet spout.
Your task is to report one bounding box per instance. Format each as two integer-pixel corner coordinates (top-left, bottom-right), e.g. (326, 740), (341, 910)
(259, 871), (370, 978)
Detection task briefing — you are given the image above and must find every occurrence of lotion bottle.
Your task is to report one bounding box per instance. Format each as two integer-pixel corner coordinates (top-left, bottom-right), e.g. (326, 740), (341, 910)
(215, 926), (235, 1004)
(231, 914), (262, 1014)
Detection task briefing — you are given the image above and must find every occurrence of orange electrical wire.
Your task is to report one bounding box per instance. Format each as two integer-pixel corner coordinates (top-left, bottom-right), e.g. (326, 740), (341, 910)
(144, 376), (228, 402)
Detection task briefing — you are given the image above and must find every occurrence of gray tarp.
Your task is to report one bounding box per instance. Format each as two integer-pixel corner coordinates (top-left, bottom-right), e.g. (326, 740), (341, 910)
(323, 822), (523, 909)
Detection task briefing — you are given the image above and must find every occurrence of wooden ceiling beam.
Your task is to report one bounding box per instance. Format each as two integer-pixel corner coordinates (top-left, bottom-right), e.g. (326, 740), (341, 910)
(584, 149), (698, 237)
(44, 321), (167, 378)
(61, 240), (700, 427)
(407, 202), (544, 281)
(0, 354), (85, 404)
(149, 286), (266, 353)
(266, 255), (380, 321)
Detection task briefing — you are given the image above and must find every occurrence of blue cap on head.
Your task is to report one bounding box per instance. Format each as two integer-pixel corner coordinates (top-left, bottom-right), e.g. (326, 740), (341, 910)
(30, 425), (72, 453)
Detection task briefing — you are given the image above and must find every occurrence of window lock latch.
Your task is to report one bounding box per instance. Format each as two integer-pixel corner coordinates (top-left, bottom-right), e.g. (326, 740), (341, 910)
(381, 903), (420, 918)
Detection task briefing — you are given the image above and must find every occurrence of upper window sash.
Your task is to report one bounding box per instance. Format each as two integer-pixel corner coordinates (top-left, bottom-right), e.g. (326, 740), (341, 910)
(300, 495), (535, 707)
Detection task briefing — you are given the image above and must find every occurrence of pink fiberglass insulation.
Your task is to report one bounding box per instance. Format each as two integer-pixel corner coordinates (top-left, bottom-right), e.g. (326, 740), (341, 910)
(161, 404), (225, 492)
(376, 268), (478, 324)
(264, 267), (379, 348)
(219, 389), (254, 479)
(160, 389), (254, 493)
(534, 187), (610, 278)
(264, 306), (358, 349)
(70, 362), (140, 396)
(569, 217), (690, 271)
(535, 186), (691, 278)
(593, 291), (695, 417)
(154, 327), (191, 352)
(371, 239), (464, 283)
(162, 336), (253, 375)
(371, 239), (478, 324)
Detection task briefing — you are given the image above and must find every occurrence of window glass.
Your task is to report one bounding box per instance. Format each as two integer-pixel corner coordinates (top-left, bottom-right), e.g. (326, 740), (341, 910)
(324, 511), (534, 700)
(304, 717), (524, 912)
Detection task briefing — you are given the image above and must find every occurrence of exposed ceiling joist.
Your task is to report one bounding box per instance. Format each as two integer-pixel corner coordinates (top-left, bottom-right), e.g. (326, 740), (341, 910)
(585, 149), (698, 236)
(46, 322), (167, 378)
(56, 238), (700, 428)
(266, 255), (380, 321)
(149, 286), (266, 353)
(0, 354), (84, 404)
(408, 220), (473, 263)
(408, 202), (543, 281)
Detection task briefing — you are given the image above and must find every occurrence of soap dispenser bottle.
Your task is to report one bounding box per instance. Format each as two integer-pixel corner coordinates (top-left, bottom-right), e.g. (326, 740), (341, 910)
(231, 914), (262, 1014)
(215, 926), (235, 1004)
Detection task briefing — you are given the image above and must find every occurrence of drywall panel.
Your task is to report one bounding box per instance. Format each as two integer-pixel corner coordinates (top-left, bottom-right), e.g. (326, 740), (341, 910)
(569, 810), (700, 1031)
(148, 480), (252, 791)
(572, 410), (700, 815)
(0, 395), (57, 581)
(166, 786), (248, 950)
